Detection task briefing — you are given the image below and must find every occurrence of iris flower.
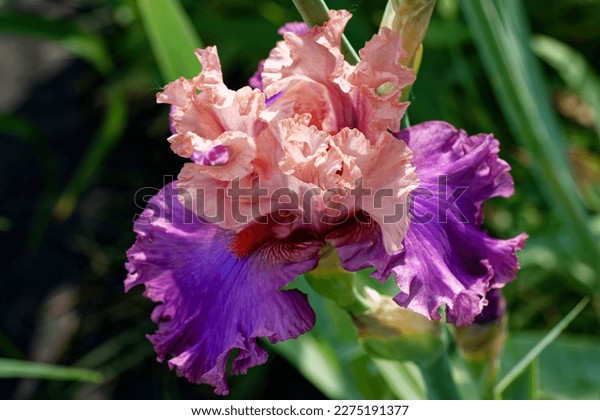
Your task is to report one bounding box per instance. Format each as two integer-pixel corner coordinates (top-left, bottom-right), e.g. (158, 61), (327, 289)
(125, 10), (525, 395)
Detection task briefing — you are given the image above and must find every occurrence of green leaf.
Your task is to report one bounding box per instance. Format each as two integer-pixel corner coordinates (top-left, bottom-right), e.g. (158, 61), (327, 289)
(272, 332), (355, 399)
(272, 276), (426, 399)
(501, 360), (538, 400)
(419, 352), (461, 399)
(137, 0), (204, 82)
(502, 332), (600, 399)
(462, 0), (600, 290)
(272, 277), (377, 399)
(531, 34), (600, 138)
(494, 297), (590, 398)
(371, 359), (426, 400)
(0, 358), (103, 383)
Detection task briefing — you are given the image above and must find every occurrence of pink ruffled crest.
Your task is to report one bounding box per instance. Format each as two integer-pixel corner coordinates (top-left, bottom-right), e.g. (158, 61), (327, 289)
(158, 46), (270, 221)
(261, 10), (352, 93)
(276, 115), (361, 191)
(259, 10), (414, 144)
(249, 22), (310, 90)
(156, 13), (420, 250)
(159, 47), (267, 140)
(262, 34), (352, 131)
(273, 115), (418, 252)
(351, 28), (415, 142)
(333, 129), (417, 253)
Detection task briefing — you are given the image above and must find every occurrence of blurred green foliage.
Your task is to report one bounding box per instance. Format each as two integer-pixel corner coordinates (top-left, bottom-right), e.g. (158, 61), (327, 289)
(0, 0), (599, 399)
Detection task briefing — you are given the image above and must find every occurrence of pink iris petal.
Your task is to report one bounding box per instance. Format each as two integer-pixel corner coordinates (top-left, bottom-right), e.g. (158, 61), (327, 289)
(248, 22), (310, 90)
(261, 10), (415, 142)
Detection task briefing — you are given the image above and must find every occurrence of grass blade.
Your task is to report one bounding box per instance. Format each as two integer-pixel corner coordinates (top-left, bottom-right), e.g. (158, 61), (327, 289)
(373, 359), (426, 399)
(531, 34), (600, 138)
(503, 332), (600, 399)
(494, 297), (590, 398)
(0, 358), (103, 383)
(137, 0), (204, 82)
(501, 360), (538, 400)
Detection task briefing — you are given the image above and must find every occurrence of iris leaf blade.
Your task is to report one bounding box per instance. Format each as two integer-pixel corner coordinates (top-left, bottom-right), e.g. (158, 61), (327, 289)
(502, 331), (600, 399)
(461, 0), (600, 290)
(531, 34), (600, 138)
(0, 358), (103, 383)
(136, 0), (204, 82)
(494, 297), (590, 398)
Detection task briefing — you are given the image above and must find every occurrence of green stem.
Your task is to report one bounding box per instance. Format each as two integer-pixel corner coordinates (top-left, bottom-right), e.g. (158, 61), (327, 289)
(304, 249), (370, 314)
(291, 0), (360, 64)
(401, 113), (411, 129)
(419, 353), (461, 400)
(464, 357), (498, 399)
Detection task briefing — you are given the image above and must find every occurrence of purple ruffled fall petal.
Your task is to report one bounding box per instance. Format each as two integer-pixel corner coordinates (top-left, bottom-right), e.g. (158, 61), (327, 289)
(474, 289), (506, 324)
(393, 121), (527, 326)
(125, 183), (323, 395)
(326, 212), (389, 273)
(332, 121), (525, 326)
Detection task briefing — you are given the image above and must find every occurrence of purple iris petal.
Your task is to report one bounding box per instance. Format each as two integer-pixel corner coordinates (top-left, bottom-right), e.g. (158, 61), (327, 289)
(249, 60), (265, 90)
(190, 144), (230, 166)
(394, 121), (526, 326)
(125, 183), (322, 395)
(332, 121), (526, 326)
(474, 289), (506, 324)
(277, 22), (310, 36)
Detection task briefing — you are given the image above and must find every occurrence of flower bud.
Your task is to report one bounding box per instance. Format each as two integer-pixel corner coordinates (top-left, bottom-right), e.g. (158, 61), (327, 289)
(453, 290), (507, 361)
(354, 288), (445, 366)
(380, 0), (436, 67)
